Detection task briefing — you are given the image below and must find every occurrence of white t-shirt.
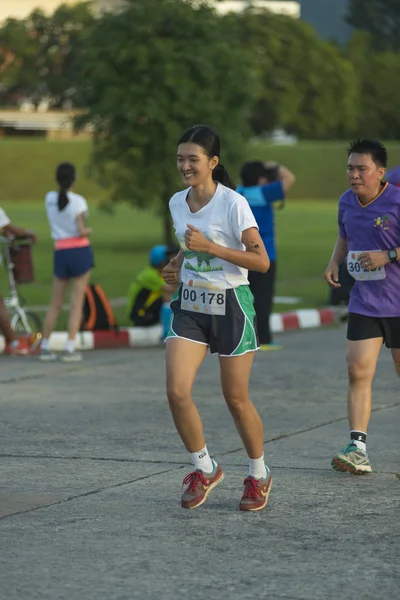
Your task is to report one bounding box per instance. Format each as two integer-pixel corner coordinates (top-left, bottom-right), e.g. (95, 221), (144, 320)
(45, 191), (88, 240)
(169, 183), (258, 289)
(0, 207), (11, 230)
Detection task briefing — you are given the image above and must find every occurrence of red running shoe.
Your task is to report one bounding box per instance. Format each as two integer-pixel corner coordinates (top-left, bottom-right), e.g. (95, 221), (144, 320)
(239, 468), (272, 512)
(181, 462), (224, 509)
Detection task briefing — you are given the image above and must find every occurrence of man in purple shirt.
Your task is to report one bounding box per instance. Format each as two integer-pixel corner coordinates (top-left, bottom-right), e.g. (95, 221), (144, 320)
(325, 139), (400, 474)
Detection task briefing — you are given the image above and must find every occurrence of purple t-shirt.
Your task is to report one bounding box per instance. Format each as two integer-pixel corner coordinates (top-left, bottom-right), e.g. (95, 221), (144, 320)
(338, 182), (400, 317)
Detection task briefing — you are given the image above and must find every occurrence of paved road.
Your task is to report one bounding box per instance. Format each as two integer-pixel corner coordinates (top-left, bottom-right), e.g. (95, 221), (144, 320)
(0, 325), (399, 600)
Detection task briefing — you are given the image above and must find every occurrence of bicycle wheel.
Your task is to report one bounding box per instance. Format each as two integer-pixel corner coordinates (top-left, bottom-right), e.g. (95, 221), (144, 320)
(11, 310), (42, 351)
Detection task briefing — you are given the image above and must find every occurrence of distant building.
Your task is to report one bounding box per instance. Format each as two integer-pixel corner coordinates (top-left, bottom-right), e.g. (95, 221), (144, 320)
(0, 0), (128, 22)
(0, 0), (301, 22)
(0, 108), (91, 140)
(0, 1), (77, 22)
(96, 0), (301, 16)
(207, 1), (300, 17)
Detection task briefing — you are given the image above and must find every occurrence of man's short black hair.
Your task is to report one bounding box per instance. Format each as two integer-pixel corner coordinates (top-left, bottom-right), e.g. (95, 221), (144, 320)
(240, 161), (268, 187)
(347, 139), (387, 168)
(166, 244), (180, 259)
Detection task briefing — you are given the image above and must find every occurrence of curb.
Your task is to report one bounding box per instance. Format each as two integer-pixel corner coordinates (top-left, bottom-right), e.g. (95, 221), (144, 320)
(270, 307), (342, 333)
(0, 307), (344, 353)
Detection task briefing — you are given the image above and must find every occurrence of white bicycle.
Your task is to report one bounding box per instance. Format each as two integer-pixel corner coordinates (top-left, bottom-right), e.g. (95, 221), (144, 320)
(0, 235), (42, 350)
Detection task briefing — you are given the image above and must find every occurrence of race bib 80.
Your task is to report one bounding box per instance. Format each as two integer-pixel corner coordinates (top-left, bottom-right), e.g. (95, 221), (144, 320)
(181, 284), (226, 315)
(347, 251), (386, 281)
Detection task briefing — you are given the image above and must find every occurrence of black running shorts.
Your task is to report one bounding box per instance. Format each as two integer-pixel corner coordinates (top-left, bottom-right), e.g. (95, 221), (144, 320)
(347, 312), (400, 348)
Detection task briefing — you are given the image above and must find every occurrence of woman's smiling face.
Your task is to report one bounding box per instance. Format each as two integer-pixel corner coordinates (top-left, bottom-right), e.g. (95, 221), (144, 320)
(177, 143), (218, 187)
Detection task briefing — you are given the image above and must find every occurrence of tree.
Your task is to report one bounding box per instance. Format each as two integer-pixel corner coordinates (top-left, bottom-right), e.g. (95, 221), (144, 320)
(0, 2), (94, 108)
(75, 0), (257, 242)
(346, 31), (400, 138)
(236, 12), (358, 138)
(0, 17), (38, 105)
(28, 2), (94, 107)
(346, 0), (400, 51)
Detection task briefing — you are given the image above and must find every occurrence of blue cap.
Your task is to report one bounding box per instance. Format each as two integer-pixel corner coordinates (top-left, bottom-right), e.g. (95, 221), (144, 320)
(149, 245), (168, 267)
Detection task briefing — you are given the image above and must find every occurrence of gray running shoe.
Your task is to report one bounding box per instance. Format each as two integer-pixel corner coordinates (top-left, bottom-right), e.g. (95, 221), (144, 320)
(61, 350), (82, 363)
(38, 349), (57, 361)
(331, 442), (372, 474)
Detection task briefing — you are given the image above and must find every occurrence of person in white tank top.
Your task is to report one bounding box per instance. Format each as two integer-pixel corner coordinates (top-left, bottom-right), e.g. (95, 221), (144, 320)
(39, 163), (94, 363)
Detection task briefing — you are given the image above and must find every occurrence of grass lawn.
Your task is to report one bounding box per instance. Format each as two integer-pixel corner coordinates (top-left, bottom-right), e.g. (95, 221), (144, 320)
(250, 140), (400, 200)
(2, 138), (400, 202)
(0, 199), (339, 329)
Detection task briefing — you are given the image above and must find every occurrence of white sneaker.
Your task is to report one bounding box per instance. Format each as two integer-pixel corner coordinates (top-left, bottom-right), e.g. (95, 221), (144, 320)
(38, 349), (58, 361)
(61, 350), (82, 363)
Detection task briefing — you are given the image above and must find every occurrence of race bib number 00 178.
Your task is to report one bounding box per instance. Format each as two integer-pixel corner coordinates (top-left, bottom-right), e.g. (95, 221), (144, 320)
(180, 284), (226, 315)
(347, 251), (386, 281)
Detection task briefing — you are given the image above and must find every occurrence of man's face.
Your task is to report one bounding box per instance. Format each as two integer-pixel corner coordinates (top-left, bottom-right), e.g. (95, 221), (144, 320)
(347, 152), (386, 197)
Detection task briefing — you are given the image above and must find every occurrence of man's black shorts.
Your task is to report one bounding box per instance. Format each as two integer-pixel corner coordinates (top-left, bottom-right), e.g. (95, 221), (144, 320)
(347, 312), (400, 348)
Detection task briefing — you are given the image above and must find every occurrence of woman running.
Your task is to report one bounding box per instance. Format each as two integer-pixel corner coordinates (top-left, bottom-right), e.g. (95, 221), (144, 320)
(39, 162), (94, 362)
(163, 125), (272, 511)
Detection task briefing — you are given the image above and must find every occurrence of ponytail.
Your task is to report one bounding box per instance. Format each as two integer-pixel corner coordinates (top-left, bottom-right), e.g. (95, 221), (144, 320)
(55, 162), (76, 212)
(212, 163), (236, 191)
(58, 189), (69, 211)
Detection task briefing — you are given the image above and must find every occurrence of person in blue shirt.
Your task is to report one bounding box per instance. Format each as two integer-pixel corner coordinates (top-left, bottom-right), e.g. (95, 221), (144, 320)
(236, 161), (295, 350)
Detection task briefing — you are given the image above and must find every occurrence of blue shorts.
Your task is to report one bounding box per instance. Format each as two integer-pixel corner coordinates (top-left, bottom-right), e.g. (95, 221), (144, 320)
(54, 246), (94, 279)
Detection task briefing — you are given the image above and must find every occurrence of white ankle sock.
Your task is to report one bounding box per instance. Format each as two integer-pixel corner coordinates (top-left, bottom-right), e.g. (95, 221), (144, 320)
(248, 455), (267, 479)
(190, 446), (214, 473)
(41, 338), (49, 351)
(350, 430), (367, 452)
(352, 439), (366, 452)
(64, 339), (75, 353)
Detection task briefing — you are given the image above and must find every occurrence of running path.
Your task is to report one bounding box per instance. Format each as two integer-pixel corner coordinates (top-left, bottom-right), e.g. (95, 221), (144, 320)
(0, 328), (398, 600)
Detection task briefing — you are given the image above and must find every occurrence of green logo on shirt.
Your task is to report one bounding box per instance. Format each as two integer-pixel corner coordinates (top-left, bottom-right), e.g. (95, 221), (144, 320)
(183, 249), (223, 273)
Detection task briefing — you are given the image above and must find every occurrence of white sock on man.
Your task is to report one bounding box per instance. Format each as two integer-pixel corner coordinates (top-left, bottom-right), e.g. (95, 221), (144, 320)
(64, 339), (75, 353)
(41, 338), (49, 351)
(249, 455), (267, 479)
(190, 445), (214, 473)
